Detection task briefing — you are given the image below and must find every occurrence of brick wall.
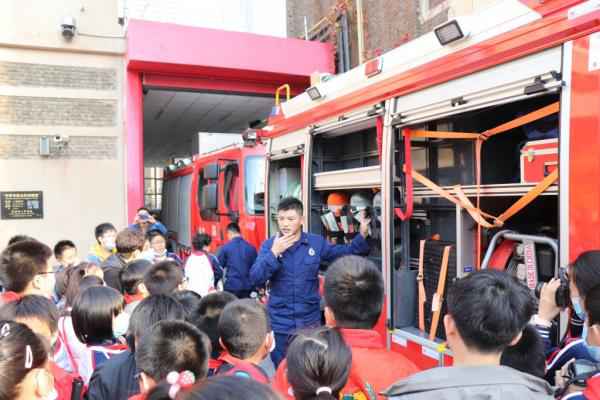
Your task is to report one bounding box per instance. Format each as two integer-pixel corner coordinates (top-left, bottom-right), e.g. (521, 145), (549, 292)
(0, 62), (117, 90)
(0, 135), (117, 159)
(0, 96), (116, 127)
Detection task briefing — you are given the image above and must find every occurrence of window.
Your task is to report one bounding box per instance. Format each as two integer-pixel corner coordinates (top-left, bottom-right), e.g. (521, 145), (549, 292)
(245, 156), (265, 215)
(197, 169), (219, 222)
(144, 167), (163, 210)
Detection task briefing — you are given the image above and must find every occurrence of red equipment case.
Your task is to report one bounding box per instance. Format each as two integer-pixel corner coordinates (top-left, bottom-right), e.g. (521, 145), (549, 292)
(520, 139), (558, 184)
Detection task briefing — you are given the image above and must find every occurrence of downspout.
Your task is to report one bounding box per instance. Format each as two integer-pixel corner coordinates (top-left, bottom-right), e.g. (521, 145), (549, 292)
(356, 0), (366, 64)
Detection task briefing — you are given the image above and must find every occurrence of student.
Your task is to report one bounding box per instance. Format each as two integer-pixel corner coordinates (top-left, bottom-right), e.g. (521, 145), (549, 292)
(250, 197), (370, 366)
(185, 233), (218, 296)
(131, 320), (210, 399)
(0, 320), (56, 400)
(189, 291), (237, 374)
(0, 239), (56, 303)
(87, 223), (117, 265)
(535, 251), (600, 383)
(120, 259), (152, 313)
(57, 273), (104, 374)
(101, 229), (145, 292)
(144, 260), (185, 295)
(53, 240), (80, 301)
(142, 231), (182, 266)
(217, 223), (258, 298)
(145, 375), (281, 400)
(573, 284), (600, 399)
(286, 327), (352, 400)
(86, 295), (187, 400)
(129, 207), (168, 236)
(273, 255), (418, 399)
(500, 324), (546, 379)
(172, 290), (203, 317)
(7, 234), (36, 246)
(71, 286), (128, 383)
(383, 270), (553, 399)
(214, 299), (273, 383)
(0, 295), (81, 400)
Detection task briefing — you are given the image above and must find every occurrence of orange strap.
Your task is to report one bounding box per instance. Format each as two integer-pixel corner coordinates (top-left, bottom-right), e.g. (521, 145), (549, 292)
(497, 168), (559, 223)
(429, 245), (452, 341)
(417, 240), (426, 332)
(410, 130), (481, 140)
(480, 102), (560, 139)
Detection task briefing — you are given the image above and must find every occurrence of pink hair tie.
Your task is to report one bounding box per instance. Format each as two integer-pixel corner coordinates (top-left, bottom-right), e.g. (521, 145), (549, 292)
(166, 370), (196, 399)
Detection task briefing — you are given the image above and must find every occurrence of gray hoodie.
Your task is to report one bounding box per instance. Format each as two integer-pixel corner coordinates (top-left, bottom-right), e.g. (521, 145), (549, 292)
(382, 365), (554, 400)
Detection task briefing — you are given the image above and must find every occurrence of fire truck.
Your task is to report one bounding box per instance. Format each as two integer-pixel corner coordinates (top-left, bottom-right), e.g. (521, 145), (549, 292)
(161, 139), (266, 254)
(259, 0), (600, 369)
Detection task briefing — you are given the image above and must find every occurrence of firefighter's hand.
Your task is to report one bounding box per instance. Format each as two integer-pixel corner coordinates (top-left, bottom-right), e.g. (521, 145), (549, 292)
(271, 233), (296, 257)
(539, 278), (562, 322)
(359, 211), (371, 238)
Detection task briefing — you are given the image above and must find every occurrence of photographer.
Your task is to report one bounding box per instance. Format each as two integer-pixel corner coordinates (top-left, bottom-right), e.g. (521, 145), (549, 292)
(533, 251), (600, 384)
(554, 284), (600, 399)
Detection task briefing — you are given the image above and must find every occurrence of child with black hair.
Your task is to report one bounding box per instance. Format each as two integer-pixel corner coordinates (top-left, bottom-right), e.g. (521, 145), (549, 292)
(286, 327), (352, 400)
(71, 286), (128, 383)
(0, 239), (55, 303)
(189, 291), (237, 374)
(172, 290), (203, 317)
(501, 324), (547, 379)
(129, 320), (210, 400)
(383, 270), (553, 399)
(142, 230), (182, 266)
(86, 295), (187, 400)
(185, 233), (221, 296)
(145, 375), (281, 400)
(53, 240), (79, 301)
(144, 260), (185, 295)
(57, 269), (104, 375)
(0, 295), (81, 400)
(214, 299), (273, 383)
(0, 320), (56, 400)
(120, 259), (151, 313)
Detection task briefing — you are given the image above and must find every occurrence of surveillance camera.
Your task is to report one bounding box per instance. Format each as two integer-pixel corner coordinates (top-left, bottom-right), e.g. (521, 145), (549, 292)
(53, 135), (70, 143)
(61, 16), (76, 39)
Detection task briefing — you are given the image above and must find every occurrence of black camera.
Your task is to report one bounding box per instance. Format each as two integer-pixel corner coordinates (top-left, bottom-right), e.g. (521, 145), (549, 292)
(568, 359), (600, 386)
(534, 268), (570, 308)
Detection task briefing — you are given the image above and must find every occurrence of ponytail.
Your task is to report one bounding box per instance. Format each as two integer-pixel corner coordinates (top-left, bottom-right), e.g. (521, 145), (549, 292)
(286, 327), (352, 400)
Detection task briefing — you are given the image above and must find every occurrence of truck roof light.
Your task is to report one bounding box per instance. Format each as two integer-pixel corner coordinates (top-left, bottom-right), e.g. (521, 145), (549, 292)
(434, 19), (468, 46)
(365, 58), (383, 78)
(306, 86), (323, 101)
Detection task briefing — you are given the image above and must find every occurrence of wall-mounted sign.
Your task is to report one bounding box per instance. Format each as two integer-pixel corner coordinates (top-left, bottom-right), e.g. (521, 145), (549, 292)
(1, 191), (44, 219)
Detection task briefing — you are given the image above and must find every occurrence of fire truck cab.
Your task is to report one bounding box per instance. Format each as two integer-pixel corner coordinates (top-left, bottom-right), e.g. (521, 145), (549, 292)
(162, 141), (266, 254)
(261, 0), (600, 369)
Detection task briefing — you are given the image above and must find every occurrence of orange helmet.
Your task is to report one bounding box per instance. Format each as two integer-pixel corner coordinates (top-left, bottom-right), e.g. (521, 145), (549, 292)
(327, 192), (349, 207)
(327, 192), (348, 217)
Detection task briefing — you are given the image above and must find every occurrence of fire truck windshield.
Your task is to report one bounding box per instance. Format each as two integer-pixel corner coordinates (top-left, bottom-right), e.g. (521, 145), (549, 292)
(245, 156), (265, 215)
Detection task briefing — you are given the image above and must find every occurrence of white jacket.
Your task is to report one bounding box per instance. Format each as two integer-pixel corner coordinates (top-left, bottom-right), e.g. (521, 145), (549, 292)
(184, 252), (215, 296)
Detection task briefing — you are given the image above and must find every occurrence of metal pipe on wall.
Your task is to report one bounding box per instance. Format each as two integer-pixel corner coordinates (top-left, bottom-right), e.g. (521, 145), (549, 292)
(356, 0), (365, 64)
(341, 13), (351, 72)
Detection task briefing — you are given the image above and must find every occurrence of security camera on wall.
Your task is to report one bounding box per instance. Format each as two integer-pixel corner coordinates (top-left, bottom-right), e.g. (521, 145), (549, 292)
(53, 135), (70, 144)
(61, 16), (76, 40)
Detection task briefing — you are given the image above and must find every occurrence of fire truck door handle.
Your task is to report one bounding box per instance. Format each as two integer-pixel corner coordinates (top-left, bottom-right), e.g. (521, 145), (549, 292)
(544, 161), (558, 176)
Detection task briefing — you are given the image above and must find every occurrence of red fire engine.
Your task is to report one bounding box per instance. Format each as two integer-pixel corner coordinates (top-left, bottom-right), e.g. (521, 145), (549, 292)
(259, 0), (600, 369)
(161, 140), (266, 254)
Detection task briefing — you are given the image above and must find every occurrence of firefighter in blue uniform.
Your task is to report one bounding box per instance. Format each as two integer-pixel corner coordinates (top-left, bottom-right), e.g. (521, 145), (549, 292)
(217, 222), (258, 298)
(250, 196), (370, 367)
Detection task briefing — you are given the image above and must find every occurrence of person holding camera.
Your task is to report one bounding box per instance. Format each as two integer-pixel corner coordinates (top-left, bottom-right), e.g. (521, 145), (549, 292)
(533, 251), (600, 385)
(554, 284), (600, 399)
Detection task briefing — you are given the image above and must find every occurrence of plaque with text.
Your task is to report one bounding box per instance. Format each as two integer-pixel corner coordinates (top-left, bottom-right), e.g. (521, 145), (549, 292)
(1, 191), (44, 219)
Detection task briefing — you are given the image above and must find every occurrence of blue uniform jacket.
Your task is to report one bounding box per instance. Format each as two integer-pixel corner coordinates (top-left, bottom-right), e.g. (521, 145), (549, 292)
(217, 237), (258, 292)
(250, 232), (369, 334)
